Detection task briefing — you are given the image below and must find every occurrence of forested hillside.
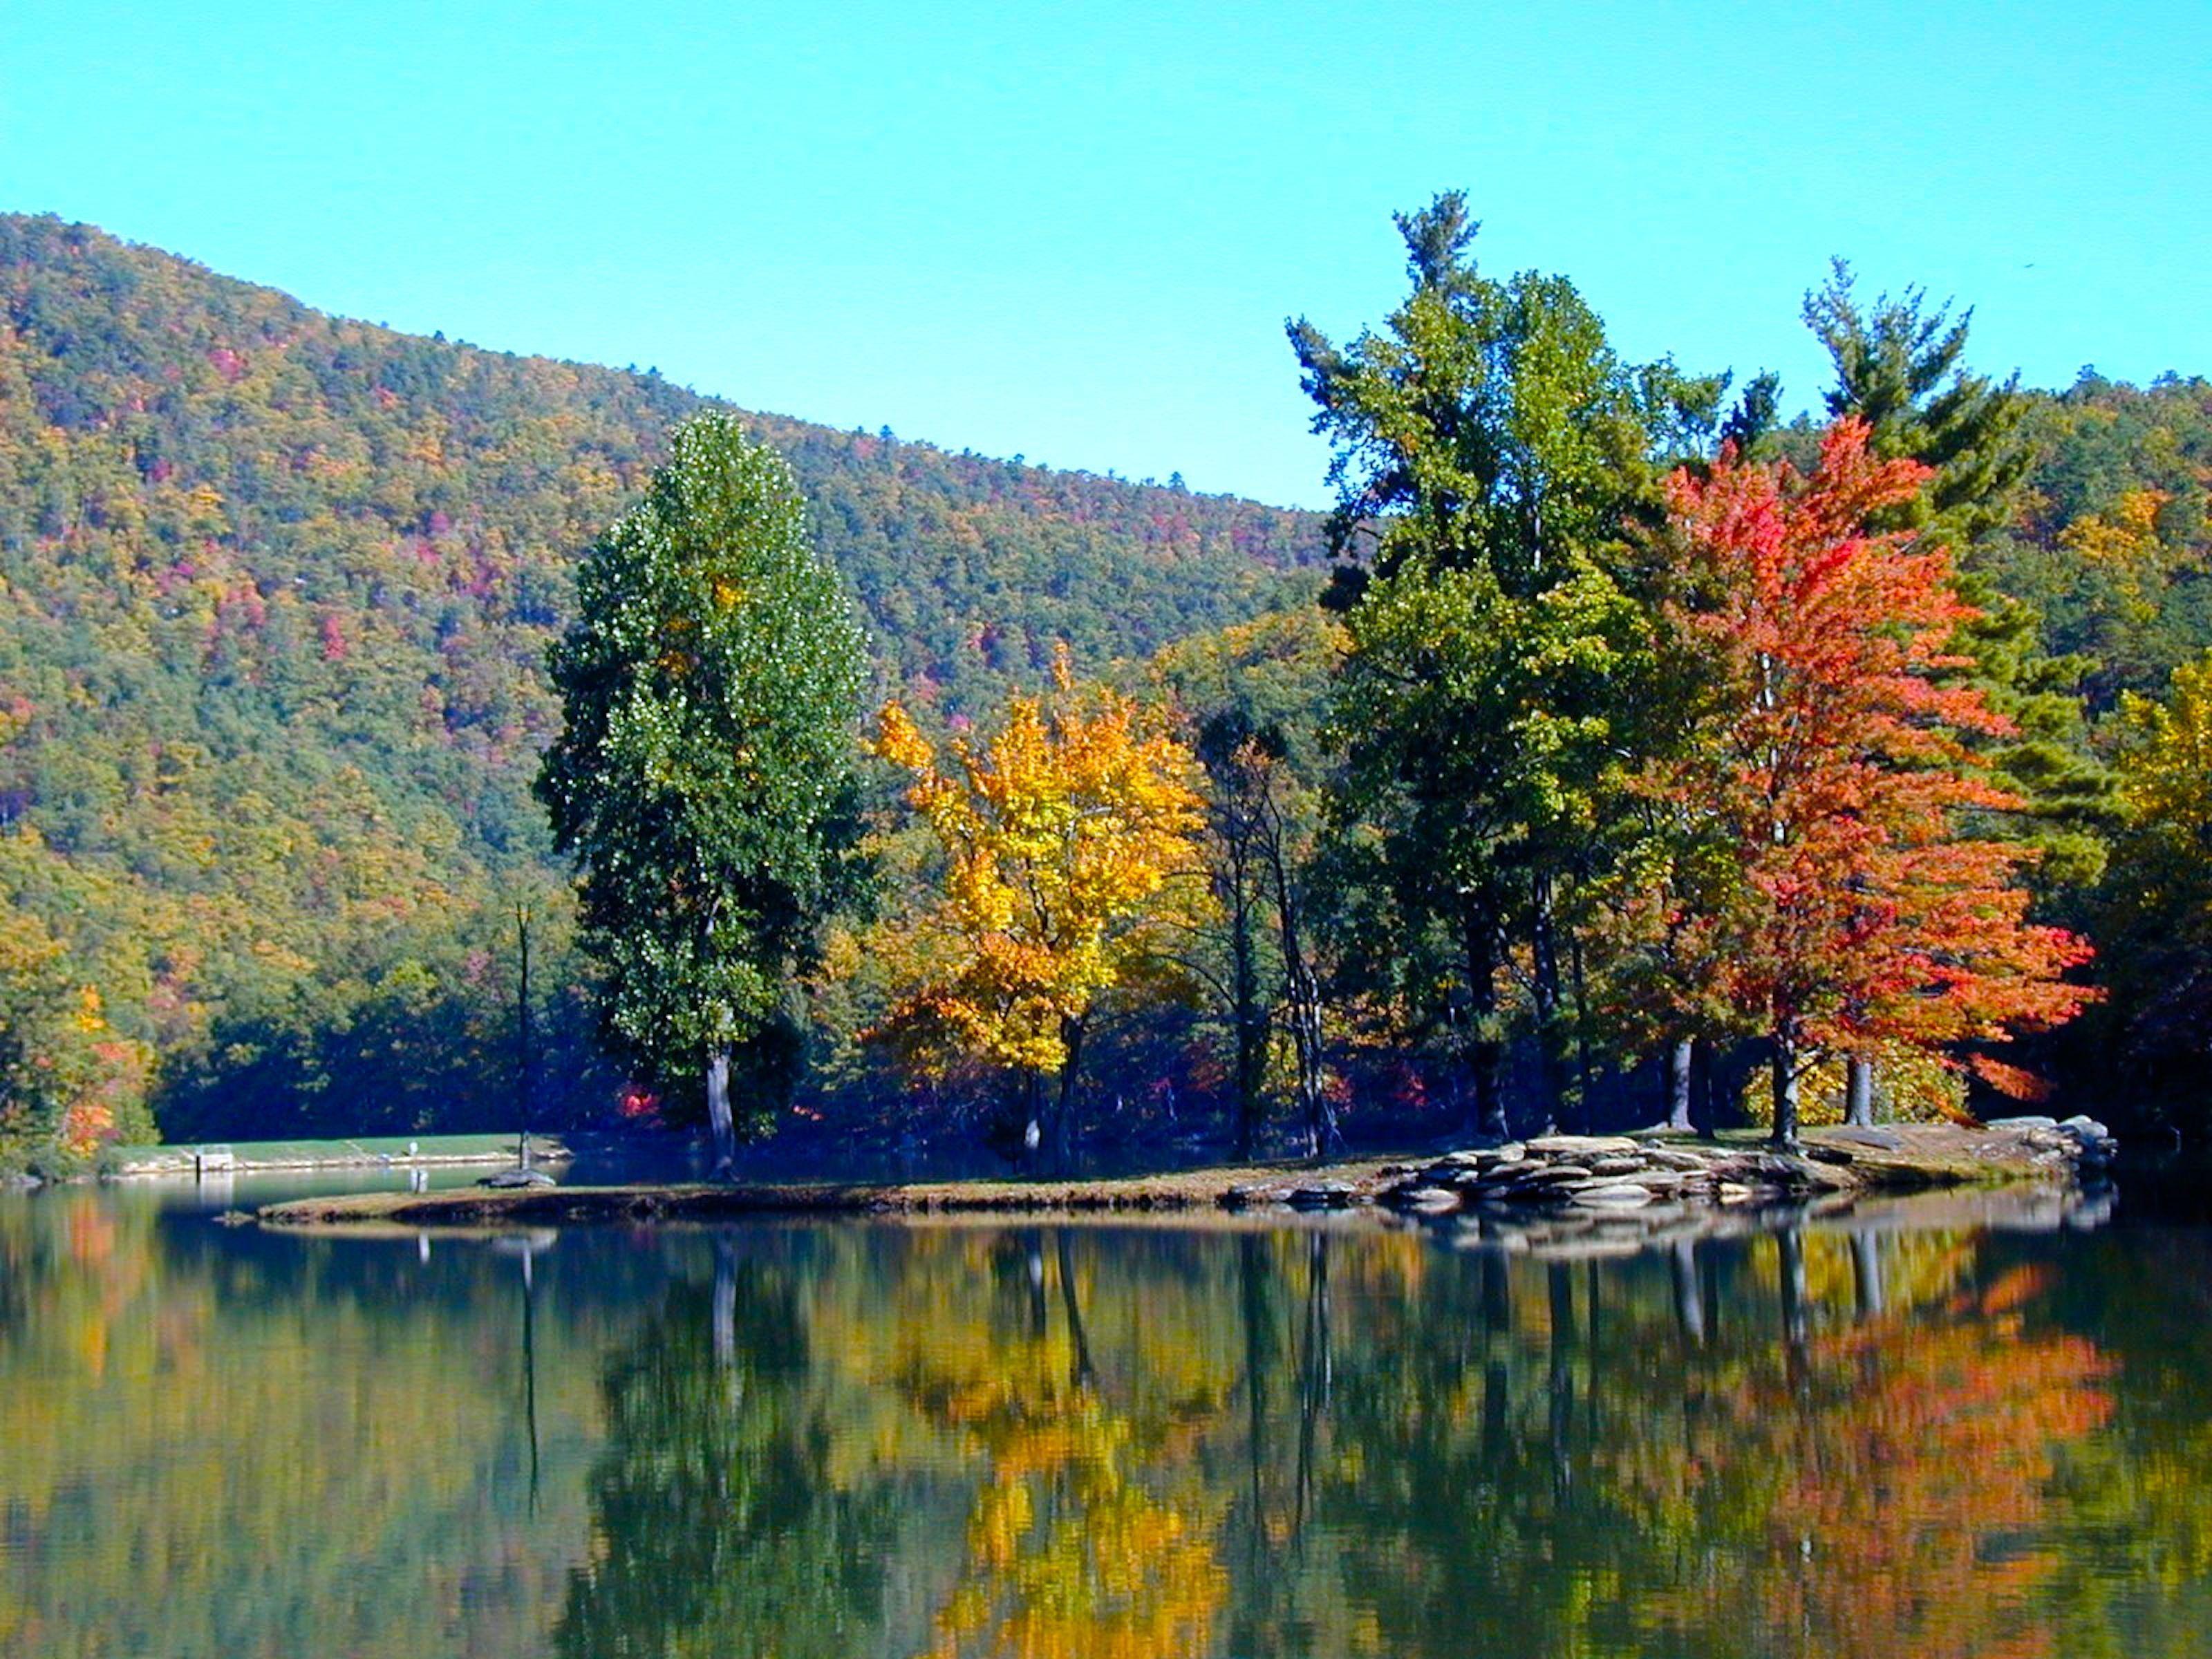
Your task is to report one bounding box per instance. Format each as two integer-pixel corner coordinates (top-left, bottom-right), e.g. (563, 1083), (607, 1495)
(2, 211), (2209, 1164)
(0, 215), (1322, 1156)
(1982, 373), (2212, 704)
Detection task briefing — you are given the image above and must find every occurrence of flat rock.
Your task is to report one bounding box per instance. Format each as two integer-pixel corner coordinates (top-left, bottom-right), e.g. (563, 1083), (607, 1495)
(1638, 1147), (1717, 1172)
(1436, 1144), (1526, 1168)
(1497, 1163), (1594, 1188)
(1587, 1154), (1650, 1177)
(1525, 1134), (1640, 1159)
(1286, 1183), (1356, 1210)
(1987, 1114), (2059, 1131)
(1827, 1127), (1906, 1150)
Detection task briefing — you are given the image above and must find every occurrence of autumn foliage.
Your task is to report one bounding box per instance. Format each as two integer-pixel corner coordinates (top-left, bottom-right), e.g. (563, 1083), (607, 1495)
(868, 655), (1207, 1154)
(1623, 420), (2095, 1132)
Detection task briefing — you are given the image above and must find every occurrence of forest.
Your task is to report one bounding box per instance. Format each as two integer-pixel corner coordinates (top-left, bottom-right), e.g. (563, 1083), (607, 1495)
(1, 204), (2209, 1172)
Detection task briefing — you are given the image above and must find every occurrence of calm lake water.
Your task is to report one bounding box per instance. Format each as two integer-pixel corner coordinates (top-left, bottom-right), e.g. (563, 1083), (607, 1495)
(2, 1169), (2209, 1658)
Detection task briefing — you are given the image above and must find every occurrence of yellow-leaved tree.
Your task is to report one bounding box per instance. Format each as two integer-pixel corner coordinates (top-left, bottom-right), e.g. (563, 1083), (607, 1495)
(869, 654), (1206, 1165)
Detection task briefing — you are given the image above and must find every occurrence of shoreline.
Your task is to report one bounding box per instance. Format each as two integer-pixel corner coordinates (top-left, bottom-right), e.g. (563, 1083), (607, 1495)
(104, 1132), (580, 1181)
(255, 1121), (2110, 1231)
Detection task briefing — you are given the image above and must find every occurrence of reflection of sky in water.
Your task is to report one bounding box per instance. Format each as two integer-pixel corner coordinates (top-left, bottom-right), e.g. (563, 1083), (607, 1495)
(1, 1182), (2207, 1659)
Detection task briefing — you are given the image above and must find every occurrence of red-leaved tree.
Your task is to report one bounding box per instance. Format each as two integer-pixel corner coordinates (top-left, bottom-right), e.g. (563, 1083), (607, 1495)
(1622, 420), (2094, 1143)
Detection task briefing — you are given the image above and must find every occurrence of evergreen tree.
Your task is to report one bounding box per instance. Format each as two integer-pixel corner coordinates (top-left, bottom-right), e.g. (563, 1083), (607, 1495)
(1291, 194), (1702, 1131)
(536, 414), (866, 1168)
(1804, 259), (2033, 544)
(1808, 261), (2112, 1115)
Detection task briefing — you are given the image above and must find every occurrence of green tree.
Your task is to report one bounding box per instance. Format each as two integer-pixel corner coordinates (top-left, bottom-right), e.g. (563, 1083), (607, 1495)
(536, 413), (866, 1167)
(1291, 194), (1709, 1131)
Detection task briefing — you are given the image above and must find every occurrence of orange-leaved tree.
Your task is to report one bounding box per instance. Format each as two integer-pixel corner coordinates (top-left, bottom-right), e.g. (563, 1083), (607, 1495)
(1620, 419), (2094, 1143)
(868, 654), (1206, 1165)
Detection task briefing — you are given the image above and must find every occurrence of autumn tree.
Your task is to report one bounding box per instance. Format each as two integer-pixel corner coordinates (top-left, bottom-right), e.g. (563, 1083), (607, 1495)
(1618, 420), (2094, 1144)
(536, 413), (866, 1169)
(869, 655), (1206, 1168)
(1808, 263), (2110, 1123)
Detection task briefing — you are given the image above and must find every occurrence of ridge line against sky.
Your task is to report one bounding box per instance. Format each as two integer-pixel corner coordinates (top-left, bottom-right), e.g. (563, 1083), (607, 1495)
(6, 0), (2208, 509)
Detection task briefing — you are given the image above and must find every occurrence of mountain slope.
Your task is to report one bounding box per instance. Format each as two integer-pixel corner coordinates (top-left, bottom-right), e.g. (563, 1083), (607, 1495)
(0, 214), (1324, 1147)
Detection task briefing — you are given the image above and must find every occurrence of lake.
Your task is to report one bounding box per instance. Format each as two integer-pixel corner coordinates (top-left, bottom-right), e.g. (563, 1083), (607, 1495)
(1, 1169), (2206, 1658)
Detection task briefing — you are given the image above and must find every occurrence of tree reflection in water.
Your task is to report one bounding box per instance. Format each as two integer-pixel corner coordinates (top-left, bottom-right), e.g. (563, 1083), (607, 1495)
(555, 1239), (901, 1658)
(3, 1189), (2205, 1658)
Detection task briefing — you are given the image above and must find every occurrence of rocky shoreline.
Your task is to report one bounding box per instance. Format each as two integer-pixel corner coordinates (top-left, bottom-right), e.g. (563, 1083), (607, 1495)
(1339, 1114), (2119, 1218)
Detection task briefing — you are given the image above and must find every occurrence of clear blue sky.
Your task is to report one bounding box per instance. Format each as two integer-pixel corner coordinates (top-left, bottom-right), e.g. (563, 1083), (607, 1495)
(6, 1), (2206, 507)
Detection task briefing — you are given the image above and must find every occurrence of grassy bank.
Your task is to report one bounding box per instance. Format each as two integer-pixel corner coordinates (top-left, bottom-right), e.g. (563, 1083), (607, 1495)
(111, 1132), (573, 1177)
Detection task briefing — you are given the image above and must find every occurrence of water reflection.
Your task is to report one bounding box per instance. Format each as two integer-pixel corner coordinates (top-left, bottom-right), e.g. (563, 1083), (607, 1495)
(1, 1185), (2208, 1657)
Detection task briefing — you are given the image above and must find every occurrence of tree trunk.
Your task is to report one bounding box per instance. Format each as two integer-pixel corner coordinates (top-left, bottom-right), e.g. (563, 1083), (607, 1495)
(705, 1047), (735, 1174)
(1569, 928), (1595, 1132)
(1237, 1235), (1273, 1559)
(1054, 1230), (1094, 1387)
(1690, 1037), (1716, 1130)
(1769, 1031), (1799, 1148)
(1845, 1054), (1875, 1126)
(1229, 847), (1264, 1161)
(1777, 1226), (1810, 1383)
(1461, 895), (1506, 1139)
(1293, 1234), (1331, 1539)
(1020, 1070), (1046, 1167)
(1666, 1037), (1695, 1132)
(1669, 1239), (1705, 1347)
(1530, 870), (1564, 1134)
(1051, 1017), (1085, 1173)
(1547, 1262), (1575, 1495)
(1268, 834), (1333, 1159)
(1851, 1230), (1886, 1319)
(712, 1235), (738, 1369)
(516, 903), (533, 1166)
